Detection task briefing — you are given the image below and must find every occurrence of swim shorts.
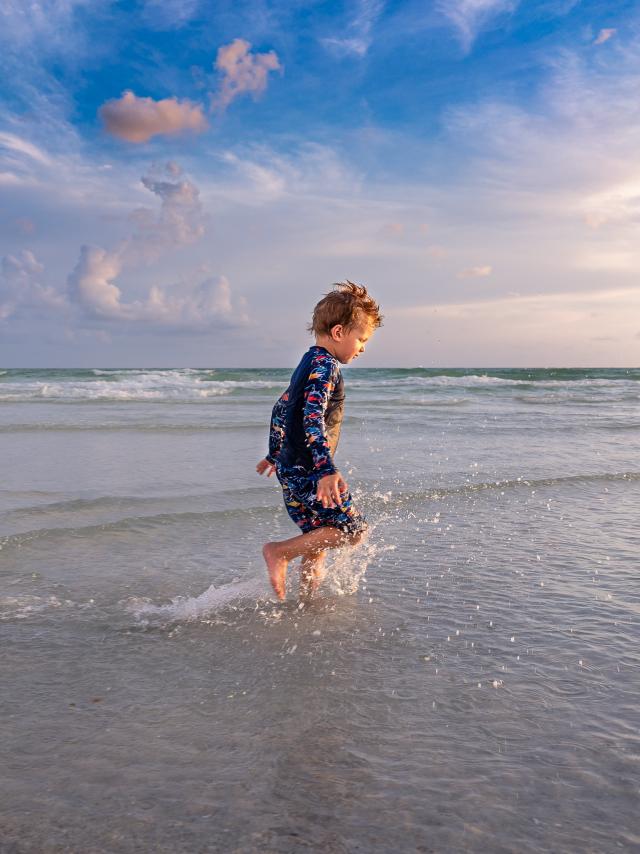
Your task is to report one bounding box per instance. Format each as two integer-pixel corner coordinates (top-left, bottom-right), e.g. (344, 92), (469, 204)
(276, 464), (367, 537)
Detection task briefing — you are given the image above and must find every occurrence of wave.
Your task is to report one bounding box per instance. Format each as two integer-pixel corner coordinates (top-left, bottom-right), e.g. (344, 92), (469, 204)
(389, 470), (640, 503)
(3, 471), (637, 550)
(0, 384), (278, 402)
(0, 502), (279, 551)
(1, 367), (638, 403)
(0, 421), (266, 433)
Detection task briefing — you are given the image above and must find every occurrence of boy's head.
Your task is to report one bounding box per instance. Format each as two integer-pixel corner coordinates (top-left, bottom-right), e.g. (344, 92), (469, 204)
(310, 281), (382, 364)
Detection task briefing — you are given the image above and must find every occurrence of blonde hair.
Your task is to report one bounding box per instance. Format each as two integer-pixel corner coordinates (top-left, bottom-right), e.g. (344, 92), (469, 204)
(309, 281), (383, 336)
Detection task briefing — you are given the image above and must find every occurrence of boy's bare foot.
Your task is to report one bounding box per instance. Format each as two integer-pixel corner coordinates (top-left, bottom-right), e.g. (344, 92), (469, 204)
(262, 543), (288, 601)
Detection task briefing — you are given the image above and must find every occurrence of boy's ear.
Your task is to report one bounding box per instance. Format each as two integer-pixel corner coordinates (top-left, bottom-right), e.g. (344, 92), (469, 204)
(330, 324), (344, 340)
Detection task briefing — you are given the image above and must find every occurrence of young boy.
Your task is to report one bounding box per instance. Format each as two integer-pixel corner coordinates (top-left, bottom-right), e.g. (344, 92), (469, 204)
(256, 281), (382, 600)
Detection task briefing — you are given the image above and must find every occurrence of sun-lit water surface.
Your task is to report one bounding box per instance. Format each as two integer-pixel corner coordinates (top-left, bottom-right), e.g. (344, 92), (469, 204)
(1, 367), (639, 852)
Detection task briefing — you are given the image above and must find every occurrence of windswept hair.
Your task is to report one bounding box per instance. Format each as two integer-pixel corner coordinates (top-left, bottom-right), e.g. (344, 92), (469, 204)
(309, 281), (383, 336)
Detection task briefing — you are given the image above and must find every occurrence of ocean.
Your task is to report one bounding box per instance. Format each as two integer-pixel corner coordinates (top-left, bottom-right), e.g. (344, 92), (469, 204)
(1, 366), (639, 852)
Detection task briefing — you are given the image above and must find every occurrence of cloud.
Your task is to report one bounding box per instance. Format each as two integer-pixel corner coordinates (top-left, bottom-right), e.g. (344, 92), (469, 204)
(0, 250), (66, 320)
(594, 28), (616, 46)
(63, 162), (248, 331)
(67, 245), (246, 328)
(0, 0), (90, 54)
(100, 91), (207, 143)
(321, 0), (384, 57)
(141, 0), (200, 29)
(458, 265), (492, 278)
(15, 217), (36, 235)
(438, 0), (518, 50)
(126, 162), (206, 262)
(68, 246), (125, 318)
(141, 275), (248, 329)
(0, 131), (52, 166)
(218, 142), (363, 203)
(426, 245), (448, 260)
(212, 39), (281, 111)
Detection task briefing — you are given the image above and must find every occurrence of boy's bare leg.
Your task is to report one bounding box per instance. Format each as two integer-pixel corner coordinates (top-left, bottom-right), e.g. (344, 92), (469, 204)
(263, 527), (362, 600)
(299, 550), (326, 599)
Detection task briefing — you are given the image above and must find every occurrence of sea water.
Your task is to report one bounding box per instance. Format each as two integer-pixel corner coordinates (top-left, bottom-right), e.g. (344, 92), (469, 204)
(1, 367), (639, 852)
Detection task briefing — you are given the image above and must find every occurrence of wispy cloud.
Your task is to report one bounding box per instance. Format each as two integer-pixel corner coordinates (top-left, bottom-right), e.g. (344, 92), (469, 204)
(0, 0), (94, 53)
(141, 0), (200, 30)
(100, 91), (207, 143)
(211, 39), (281, 111)
(322, 0), (384, 57)
(438, 0), (518, 50)
(0, 132), (52, 167)
(458, 265), (492, 278)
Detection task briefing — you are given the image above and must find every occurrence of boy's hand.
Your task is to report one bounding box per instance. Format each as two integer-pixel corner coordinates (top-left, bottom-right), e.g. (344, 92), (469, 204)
(256, 458), (276, 477)
(316, 472), (348, 509)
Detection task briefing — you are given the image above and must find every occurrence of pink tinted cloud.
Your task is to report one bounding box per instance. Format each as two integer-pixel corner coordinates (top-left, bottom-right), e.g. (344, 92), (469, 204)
(15, 217), (35, 234)
(212, 39), (281, 111)
(100, 91), (207, 143)
(458, 265), (492, 278)
(594, 28), (616, 45)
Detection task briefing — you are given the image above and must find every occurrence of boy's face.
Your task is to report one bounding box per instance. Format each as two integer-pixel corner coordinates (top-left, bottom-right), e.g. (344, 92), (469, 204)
(331, 321), (374, 364)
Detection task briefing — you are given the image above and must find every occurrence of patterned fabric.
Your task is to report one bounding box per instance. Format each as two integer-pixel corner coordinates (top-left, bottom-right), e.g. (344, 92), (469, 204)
(276, 464), (366, 536)
(266, 345), (365, 536)
(266, 346), (344, 477)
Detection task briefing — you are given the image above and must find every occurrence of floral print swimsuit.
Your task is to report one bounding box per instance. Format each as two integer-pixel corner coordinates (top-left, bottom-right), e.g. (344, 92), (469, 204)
(266, 346), (366, 536)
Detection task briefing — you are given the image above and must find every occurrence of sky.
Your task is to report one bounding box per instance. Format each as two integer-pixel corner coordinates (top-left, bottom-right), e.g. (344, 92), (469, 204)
(1, 0), (639, 367)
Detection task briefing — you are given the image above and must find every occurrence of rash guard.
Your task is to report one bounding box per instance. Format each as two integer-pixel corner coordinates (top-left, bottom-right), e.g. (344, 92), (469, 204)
(266, 346), (345, 478)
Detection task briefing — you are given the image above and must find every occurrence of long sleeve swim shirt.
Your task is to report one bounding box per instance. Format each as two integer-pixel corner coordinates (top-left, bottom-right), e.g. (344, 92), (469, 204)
(266, 346), (345, 478)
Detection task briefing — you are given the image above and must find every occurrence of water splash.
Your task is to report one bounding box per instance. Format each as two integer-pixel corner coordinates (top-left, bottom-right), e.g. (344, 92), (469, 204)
(127, 576), (273, 624)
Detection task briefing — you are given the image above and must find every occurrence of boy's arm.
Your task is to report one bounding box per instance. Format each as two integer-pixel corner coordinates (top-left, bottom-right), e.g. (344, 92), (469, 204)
(302, 356), (339, 478)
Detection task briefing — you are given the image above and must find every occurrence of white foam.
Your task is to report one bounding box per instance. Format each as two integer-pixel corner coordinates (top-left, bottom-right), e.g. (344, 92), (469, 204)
(0, 594), (67, 619)
(0, 370), (284, 402)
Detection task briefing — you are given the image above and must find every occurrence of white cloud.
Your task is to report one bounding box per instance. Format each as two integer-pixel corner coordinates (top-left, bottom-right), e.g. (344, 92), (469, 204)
(100, 91), (207, 143)
(0, 0), (95, 53)
(322, 0), (384, 57)
(212, 39), (281, 111)
(217, 142), (363, 203)
(0, 250), (67, 320)
(0, 132), (52, 166)
(62, 162), (247, 331)
(67, 245), (246, 328)
(438, 0), (518, 50)
(141, 0), (200, 29)
(67, 246), (124, 318)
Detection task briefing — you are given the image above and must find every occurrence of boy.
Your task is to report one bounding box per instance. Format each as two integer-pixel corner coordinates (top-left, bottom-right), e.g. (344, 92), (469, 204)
(256, 281), (382, 600)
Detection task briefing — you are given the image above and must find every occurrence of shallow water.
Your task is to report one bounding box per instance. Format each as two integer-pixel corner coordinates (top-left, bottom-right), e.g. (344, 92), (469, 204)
(1, 367), (639, 852)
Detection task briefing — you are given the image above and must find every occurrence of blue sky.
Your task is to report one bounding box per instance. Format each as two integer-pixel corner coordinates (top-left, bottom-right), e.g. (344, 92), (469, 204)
(1, 0), (639, 366)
